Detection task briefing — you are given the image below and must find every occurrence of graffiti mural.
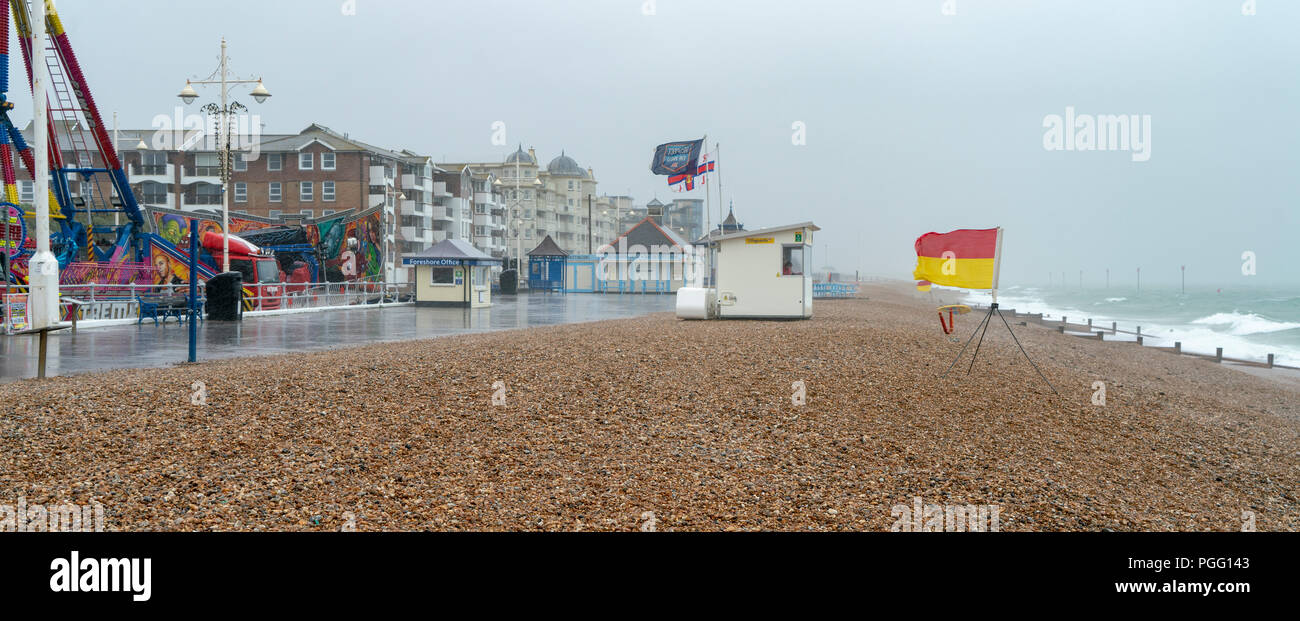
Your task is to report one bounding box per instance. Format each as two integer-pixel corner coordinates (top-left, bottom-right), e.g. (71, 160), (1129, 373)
(149, 242), (193, 287)
(305, 207), (382, 281)
(152, 211), (272, 247)
(144, 205), (382, 283)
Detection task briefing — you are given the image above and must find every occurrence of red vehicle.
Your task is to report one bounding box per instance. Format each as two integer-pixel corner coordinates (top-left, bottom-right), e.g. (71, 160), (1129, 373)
(201, 232), (286, 310)
(281, 260), (312, 296)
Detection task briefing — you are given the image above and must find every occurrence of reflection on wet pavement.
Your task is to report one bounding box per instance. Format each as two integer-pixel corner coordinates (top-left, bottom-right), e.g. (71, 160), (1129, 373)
(1, 294), (676, 382)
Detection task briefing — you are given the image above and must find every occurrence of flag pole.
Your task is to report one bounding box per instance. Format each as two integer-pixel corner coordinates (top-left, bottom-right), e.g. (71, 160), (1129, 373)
(702, 134), (711, 289)
(991, 226), (1004, 307)
(715, 142), (724, 226)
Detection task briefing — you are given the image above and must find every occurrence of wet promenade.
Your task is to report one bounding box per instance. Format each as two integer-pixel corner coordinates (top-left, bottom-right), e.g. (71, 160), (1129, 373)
(1, 293), (675, 382)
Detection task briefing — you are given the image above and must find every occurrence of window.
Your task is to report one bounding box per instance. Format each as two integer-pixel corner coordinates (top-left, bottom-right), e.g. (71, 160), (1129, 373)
(568, 198), (575, 207)
(19, 180), (34, 202)
(300, 209), (314, 218)
(781, 245), (804, 276)
(300, 181), (313, 201)
(430, 266), (456, 286)
(142, 152), (168, 175)
(269, 182), (282, 202)
(269, 209), (282, 218)
(299, 152), (313, 170)
(233, 153), (247, 172)
(139, 182), (167, 205)
(475, 225), (488, 237)
(267, 153), (282, 171)
(322, 210), (335, 216)
(322, 180), (335, 202)
(234, 182), (247, 203)
(194, 184), (221, 205)
(567, 181), (574, 190)
(195, 153), (220, 176)
(321, 152), (336, 170)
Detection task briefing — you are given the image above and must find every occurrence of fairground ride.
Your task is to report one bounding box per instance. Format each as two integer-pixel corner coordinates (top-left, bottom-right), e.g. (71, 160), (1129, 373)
(1, 0), (147, 285)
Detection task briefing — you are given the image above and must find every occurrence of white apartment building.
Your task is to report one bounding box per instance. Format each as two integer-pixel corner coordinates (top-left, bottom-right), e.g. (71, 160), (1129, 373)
(441, 146), (621, 265)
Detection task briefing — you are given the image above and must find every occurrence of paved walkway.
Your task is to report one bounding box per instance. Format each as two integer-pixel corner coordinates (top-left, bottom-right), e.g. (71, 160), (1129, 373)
(1, 293), (676, 382)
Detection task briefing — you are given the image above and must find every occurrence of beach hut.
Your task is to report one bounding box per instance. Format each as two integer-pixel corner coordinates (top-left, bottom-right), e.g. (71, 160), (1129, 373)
(710, 221), (819, 319)
(527, 235), (567, 293)
(597, 216), (697, 293)
(402, 239), (503, 308)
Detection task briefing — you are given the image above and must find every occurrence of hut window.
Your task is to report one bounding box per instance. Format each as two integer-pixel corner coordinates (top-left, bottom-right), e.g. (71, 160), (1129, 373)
(781, 245), (804, 276)
(430, 267), (456, 285)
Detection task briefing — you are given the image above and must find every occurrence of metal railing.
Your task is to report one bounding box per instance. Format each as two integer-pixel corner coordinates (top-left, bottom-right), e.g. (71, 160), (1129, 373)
(240, 278), (412, 312)
(2, 278), (413, 332)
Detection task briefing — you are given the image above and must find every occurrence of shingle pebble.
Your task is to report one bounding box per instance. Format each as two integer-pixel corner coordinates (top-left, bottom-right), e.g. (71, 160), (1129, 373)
(0, 283), (1296, 531)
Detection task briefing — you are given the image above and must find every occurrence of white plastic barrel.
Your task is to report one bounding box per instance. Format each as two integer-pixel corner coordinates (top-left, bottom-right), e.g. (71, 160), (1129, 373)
(675, 287), (715, 320)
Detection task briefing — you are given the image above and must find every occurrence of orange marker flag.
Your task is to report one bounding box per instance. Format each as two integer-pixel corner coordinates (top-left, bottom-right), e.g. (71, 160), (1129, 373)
(912, 227), (1002, 290)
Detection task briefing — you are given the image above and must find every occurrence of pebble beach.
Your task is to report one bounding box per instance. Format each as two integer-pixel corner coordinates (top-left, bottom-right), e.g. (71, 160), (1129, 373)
(2, 282), (1296, 531)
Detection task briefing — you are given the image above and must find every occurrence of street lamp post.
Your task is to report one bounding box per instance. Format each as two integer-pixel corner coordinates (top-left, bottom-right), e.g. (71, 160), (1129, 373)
(513, 218), (524, 277)
(29, 0), (58, 330)
(178, 37), (270, 273)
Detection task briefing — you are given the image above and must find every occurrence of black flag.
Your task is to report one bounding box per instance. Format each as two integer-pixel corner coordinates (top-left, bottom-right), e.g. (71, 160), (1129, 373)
(649, 139), (704, 176)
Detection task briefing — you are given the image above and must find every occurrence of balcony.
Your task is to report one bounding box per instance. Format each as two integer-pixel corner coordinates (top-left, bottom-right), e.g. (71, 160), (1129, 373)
(128, 163), (173, 184)
(369, 165), (394, 185)
(433, 181), (452, 198)
(138, 194), (175, 209)
(369, 192), (386, 209)
(180, 168), (220, 185)
(399, 226), (419, 241)
(399, 199), (427, 217)
(432, 206), (456, 222)
(399, 174), (432, 191)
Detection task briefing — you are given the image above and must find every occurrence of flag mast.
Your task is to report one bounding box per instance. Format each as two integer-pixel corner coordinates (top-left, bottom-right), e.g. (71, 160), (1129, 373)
(991, 227), (1004, 307)
(702, 134), (709, 236)
(702, 134), (711, 288)
(716, 142), (724, 226)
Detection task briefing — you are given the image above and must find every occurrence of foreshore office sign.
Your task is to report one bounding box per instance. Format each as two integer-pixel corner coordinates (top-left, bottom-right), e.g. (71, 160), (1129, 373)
(649, 139), (704, 176)
(405, 258), (497, 266)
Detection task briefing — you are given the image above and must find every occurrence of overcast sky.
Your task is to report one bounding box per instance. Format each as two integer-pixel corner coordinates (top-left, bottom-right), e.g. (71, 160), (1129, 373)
(12, 0), (1298, 285)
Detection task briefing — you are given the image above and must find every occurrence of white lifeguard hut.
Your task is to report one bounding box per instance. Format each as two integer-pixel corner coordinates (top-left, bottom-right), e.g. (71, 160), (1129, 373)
(677, 221), (819, 320)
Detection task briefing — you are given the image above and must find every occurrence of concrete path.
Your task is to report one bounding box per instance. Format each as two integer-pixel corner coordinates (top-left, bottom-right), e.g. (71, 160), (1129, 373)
(1, 293), (676, 382)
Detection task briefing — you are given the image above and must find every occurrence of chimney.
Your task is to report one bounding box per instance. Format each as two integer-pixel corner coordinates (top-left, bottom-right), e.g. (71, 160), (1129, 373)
(528, 147), (536, 162)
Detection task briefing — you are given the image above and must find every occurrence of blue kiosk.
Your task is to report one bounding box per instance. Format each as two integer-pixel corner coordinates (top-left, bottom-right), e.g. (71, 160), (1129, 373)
(527, 235), (567, 293)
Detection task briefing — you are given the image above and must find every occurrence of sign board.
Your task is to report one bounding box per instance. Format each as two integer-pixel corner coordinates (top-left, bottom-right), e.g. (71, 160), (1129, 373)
(794, 232), (803, 243)
(4, 293), (28, 333)
(79, 301), (138, 321)
(745, 237), (774, 244)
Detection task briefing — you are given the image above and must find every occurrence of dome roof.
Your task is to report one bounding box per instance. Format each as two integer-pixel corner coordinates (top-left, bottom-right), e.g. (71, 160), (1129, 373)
(546, 150), (584, 177)
(506, 144), (535, 165)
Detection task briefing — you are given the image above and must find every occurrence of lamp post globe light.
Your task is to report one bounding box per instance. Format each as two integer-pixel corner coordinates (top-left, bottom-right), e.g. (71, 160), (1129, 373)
(176, 37), (271, 273)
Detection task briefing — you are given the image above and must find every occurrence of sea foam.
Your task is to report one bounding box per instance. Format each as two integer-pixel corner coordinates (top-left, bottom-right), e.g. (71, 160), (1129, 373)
(1190, 311), (1300, 336)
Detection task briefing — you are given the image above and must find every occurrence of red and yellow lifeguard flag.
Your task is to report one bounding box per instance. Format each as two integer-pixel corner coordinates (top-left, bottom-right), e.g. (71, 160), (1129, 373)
(916, 280), (932, 292)
(912, 227), (1003, 290)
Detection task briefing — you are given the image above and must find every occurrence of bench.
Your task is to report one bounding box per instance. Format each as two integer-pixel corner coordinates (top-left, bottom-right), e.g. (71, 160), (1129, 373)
(137, 294), (194, 325)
